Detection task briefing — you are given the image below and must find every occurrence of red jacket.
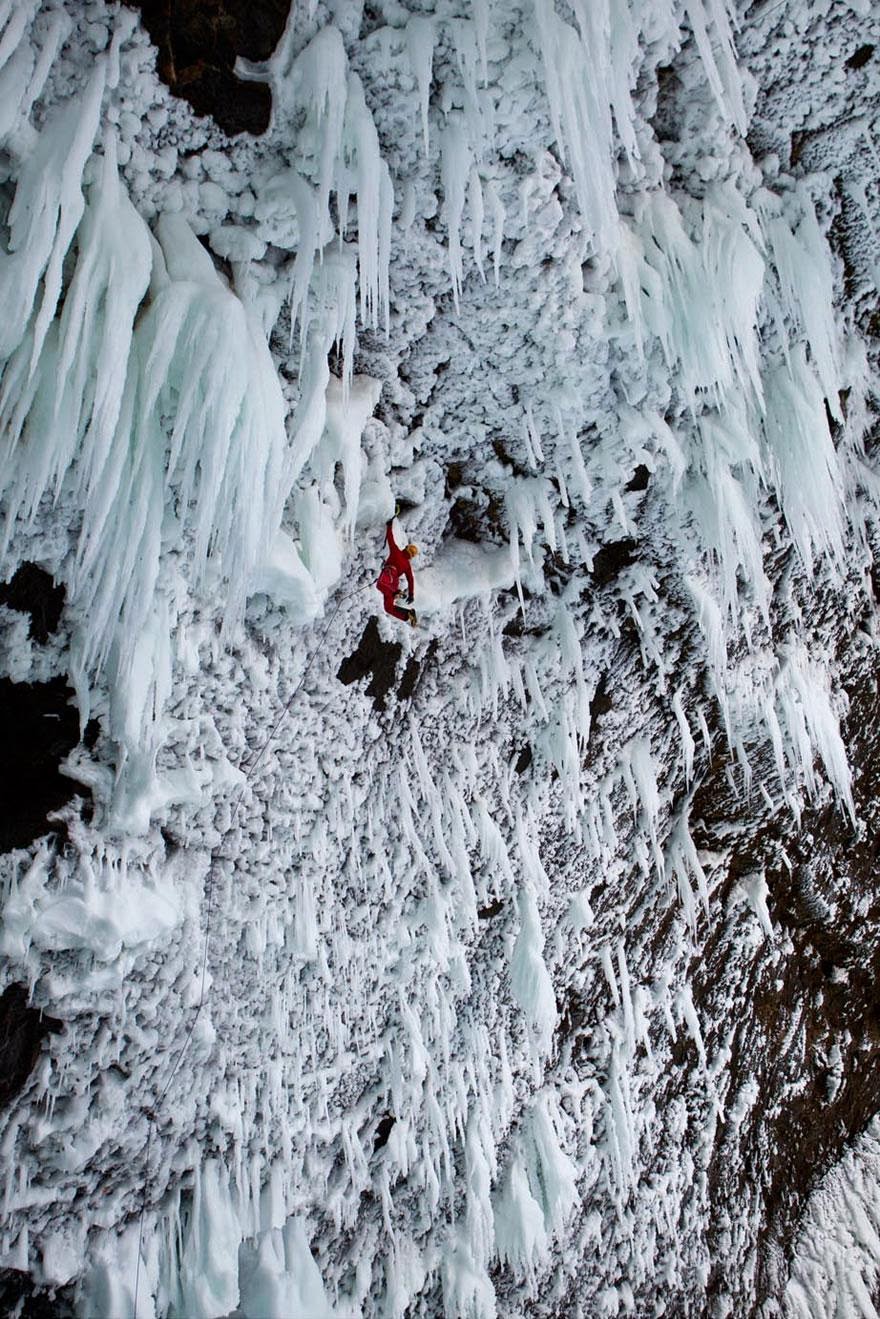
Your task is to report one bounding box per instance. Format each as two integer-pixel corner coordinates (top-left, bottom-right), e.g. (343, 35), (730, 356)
(377, 522), (414, 599)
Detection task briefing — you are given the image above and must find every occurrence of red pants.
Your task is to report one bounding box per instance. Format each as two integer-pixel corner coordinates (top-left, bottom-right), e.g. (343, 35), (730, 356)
(379, 586), (410, 621)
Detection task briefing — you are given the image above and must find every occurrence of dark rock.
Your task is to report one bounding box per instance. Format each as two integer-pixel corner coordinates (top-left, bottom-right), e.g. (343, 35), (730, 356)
(124, 0), (291, 137)
(0, 986), (63, 1109)
(846, 44), (874, 70)
(337, 617), (401, 711)
(590, 539), (638, 588)
(444, 463), (464, 496)
(557, 986), (589, 1045)
(0, 676), (85, 852)
(373, 1114), (395, 1151)
(0, 1270), (74, 1318)
(477, 899), (504, 920)
(448, 497), (485, 543)
(651, 64), (683, 143)
(0, 563), (65, 644)
(687, 651), (880, 1306)
(589, 674), (612, 724)
(625, 464), (650, 493)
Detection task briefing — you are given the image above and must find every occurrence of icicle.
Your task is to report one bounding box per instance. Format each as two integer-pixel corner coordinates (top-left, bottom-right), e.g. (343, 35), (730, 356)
(441, 1228), (497, 1318)
(607, 0), (641, 166)
(672, 688), (696, 787)
(532, 0), (618, 252)
(19, 9), (71, 128)
(774, 647), (855, 822)
(406, 16), (434, 162)
(441, 117), (472, 312)
(0, 29), (34, 145)
(686, 576), (730, 734)
(515, 812), (549, 896)
(472, 0), (490, 84)
(493, 1152), (547, 1278)
(762, 344), (845, 576)
(524, 402), (546, 467)
(486, 179), (505, 286)
(619, 740), (664, 880)
(510, 888), (556, 1051)
(0, 61), (104, 365)
(675, 984), (707, 1068)
(0, 2), (36, 84)
(690, 409), (770, 625)
(177, 1160), (242, 1318)
(468, 167), (485, 282)
(683, 0), (747, 136)
(472, 798), (515, 893)
(666, 808), (710, 935)
(277, 25), (348, 231)
(345, 73), (393, 331)
(527, 1094), (578, 1238)
(604, 1034), (636, 1200)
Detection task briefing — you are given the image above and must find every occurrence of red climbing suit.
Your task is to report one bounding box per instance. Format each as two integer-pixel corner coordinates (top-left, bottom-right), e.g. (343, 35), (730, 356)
(376, 521), (415, 621)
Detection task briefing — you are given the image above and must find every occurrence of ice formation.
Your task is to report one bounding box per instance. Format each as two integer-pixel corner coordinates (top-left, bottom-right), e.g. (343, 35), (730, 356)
(0, 0), (878, 1316)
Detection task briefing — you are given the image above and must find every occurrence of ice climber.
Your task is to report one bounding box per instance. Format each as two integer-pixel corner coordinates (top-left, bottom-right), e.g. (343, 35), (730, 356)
(377, 516), (419, 626)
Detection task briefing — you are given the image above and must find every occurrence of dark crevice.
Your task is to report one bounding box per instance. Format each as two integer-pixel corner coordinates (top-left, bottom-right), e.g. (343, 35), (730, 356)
(625, 464), (650, 493)
(589, 674), (613, 725)
(0, 986), (63, 1109)
(478, 898), (504, 920)
(123, 1), (290, 136)
(590, 539), (638, 588)
(651, 64), (683, 143)
(373, 1114), (396, 1151)
(0, 1270), (74, 1319)
(846, 44), (874, 70)
(0, 563), (65, 644)
(0, 676), (86, 852)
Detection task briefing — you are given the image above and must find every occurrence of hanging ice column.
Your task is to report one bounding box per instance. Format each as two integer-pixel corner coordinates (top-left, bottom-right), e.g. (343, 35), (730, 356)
(0, 82), (302, 820)
(531, 0), (642, 256)
(247, 20), (394, 355)
(247, 21), (395, 543)
(617, 162), (865, 818)
(0, 12), (401, 833)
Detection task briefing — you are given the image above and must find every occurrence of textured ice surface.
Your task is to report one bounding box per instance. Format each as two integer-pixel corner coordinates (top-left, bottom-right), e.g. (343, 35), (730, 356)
(0, 0), (878, 1316)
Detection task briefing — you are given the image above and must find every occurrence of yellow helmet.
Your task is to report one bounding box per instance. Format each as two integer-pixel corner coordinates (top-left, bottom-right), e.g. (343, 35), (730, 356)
(406, 543), (419, 558)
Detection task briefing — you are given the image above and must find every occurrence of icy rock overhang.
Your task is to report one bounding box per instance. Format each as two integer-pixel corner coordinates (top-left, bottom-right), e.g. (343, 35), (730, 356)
(123, 0), (291, 135)
(0, 0), (879, 1317)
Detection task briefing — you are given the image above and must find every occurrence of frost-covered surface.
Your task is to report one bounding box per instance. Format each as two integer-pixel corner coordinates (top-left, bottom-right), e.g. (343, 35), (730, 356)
(786, 1119), (880, 1318)
(0, 0), (879, 1315)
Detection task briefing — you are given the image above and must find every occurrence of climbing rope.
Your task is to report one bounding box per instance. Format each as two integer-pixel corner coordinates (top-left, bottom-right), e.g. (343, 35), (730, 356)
(133, 580), (371, 1316)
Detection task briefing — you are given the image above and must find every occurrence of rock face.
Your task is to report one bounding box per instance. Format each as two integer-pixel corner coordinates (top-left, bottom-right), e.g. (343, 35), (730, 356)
(0, 985), (63, 1109)
(0, 1), (879, 1317)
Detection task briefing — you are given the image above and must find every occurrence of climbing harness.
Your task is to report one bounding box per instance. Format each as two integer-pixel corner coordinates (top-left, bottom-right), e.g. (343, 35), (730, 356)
(132, 580), (370, 1316)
